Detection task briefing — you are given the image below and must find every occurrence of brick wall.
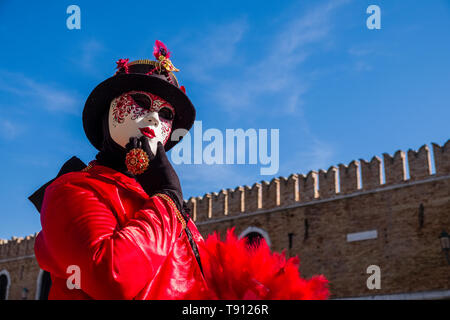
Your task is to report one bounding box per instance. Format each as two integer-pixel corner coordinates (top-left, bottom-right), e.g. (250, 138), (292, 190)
(0, 235), (41, 300)
(191, 140), (450, 298)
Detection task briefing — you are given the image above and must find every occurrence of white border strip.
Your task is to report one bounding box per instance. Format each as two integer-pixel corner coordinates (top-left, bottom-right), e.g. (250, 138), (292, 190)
(335, 289), (450, 300)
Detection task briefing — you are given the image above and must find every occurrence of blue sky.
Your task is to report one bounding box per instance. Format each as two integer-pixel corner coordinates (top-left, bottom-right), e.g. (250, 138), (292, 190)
(0, 0), (449, 239)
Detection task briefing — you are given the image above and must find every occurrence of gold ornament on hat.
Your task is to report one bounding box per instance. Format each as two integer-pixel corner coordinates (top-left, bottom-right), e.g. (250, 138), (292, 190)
(153, 40), (179, 73)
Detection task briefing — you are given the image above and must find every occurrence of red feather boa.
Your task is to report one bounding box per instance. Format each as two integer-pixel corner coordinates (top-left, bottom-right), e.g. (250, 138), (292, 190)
(198, 228), (329, 300)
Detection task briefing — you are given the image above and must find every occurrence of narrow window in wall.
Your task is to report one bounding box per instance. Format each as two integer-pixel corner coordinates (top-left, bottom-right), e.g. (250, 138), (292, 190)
(288, 233), (294, 249)
(304, 219), (309, 240)
(20, 265), (24, 280)
(418, 203), (425, 229)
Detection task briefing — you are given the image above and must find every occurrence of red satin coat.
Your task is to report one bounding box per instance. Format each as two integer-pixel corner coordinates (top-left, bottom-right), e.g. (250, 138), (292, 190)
(34, 164), (209, 300)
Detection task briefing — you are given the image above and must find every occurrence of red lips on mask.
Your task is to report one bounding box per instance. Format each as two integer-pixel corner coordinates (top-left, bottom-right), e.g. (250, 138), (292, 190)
(139, 127), (155, 139)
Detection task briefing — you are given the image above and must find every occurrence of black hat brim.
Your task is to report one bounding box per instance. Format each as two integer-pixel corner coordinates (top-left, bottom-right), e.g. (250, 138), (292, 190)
(83, 73), (195, 152)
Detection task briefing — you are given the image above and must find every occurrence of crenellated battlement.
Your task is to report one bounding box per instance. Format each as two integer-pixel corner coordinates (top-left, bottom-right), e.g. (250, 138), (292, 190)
(261, 178), (280, 209)
(183, 139), (450, 222)
(338, 161), (361, 194)
(383, 150), (407, 185)
(299, 171), (319, 202)
(279, 174), (299, 206)
(245, 182), (262, 213)
(319, 166), (338, 199)
(432, 140), (450, 175)
(211, 189), (228, 218)
(195, 193), (212, 222)
(408, 145), (432, 181)
(0, 234), (37, 259)
(360, 156), (383, 191)
(227, 186), (245, 216)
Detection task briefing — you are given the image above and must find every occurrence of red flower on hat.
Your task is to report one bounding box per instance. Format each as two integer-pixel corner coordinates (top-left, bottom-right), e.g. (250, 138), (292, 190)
(116, 58), (129, 73)
(153, 40), (171, 59)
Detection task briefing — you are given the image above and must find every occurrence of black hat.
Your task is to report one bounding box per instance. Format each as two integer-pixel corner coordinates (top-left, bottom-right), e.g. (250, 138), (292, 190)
(83, 40), (195, 152)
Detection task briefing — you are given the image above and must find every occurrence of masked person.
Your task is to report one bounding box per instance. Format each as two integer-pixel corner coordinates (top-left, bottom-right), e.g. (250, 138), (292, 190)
(31, 41), (329, 300)
(32, 41), (211, 300)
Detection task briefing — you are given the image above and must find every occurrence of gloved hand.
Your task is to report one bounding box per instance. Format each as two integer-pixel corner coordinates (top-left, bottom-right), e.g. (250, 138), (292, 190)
(126, 136), (184, 213)
(126, 137), (201, 273)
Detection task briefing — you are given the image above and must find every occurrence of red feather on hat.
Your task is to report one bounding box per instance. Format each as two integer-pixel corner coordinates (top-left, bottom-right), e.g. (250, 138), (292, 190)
(154, 40), (171, 59)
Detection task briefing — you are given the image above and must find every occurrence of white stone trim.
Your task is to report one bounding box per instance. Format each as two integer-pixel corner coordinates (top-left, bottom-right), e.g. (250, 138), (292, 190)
(335, 289), (450, 300)
(0, 269), (11, 300)
(0, 254), (35, 264)
(35, 269), (44, 300)
(239, 226), (271, 248)
(347, 230), (378, 242)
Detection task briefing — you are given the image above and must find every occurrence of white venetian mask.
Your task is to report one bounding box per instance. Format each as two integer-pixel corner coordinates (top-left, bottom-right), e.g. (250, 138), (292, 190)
(108, 90), (175, 156)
